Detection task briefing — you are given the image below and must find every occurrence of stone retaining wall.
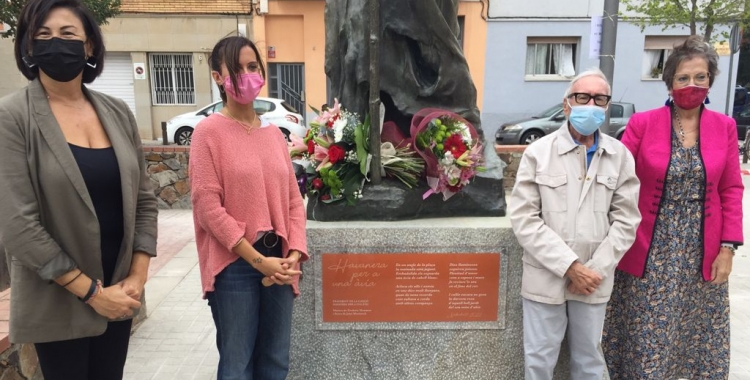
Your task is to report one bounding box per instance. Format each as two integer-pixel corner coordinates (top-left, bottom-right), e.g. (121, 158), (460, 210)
(495, 145), (526, 190)
(143, 146), (191, 209)
(0, 344), (41, 380)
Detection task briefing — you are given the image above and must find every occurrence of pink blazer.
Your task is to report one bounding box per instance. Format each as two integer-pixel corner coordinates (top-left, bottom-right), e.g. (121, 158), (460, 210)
(618, 106), (743, 281)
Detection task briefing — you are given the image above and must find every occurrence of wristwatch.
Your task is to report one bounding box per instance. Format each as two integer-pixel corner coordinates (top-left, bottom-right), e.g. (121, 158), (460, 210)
(720, 243), (737, 255)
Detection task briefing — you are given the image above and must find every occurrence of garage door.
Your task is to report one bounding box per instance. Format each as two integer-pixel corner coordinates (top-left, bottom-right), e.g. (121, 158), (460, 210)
(86, 53), (136, 117)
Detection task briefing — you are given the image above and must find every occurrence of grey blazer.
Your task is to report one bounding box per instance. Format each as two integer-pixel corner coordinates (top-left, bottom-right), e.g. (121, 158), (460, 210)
(0, 79), (158, 343)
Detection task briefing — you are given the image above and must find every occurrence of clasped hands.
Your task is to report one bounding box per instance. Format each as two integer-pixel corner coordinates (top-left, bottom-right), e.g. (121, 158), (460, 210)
(88, 274), (145, 320)
(254, 250), (303, 287)
(565, 262), (603, 296)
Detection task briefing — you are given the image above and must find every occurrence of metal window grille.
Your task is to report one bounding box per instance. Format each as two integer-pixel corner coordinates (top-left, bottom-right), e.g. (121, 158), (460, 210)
(149, 54), (195, 105)
(269, 63), (305, 119)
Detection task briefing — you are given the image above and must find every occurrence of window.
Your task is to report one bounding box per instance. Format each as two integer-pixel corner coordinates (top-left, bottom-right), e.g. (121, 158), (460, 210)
(642, 36), (687, 79)
(149, 53), (195, 105)
(735, 88), (748, 107)
(525, 37), (578, 79)
(281, 101), (298, 114)
(609, 104), (623, 118)
(254, 100), (276, 115)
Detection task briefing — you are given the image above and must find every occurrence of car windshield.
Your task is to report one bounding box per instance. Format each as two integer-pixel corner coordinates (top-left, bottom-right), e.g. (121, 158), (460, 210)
(533, 104), (563, 119)
(281, 101), (299, 114)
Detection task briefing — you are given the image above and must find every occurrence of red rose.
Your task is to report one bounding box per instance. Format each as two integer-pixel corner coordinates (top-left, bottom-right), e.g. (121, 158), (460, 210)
(328, 144), (346, 164)
(444, 134), (467, 157)
(307, 139), (315, 155)
(312, 178), (323, 190)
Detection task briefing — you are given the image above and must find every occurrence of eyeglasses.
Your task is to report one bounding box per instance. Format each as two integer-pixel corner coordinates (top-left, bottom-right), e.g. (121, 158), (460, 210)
(674, 72), (710, 86)
(568, 93), (612, 107)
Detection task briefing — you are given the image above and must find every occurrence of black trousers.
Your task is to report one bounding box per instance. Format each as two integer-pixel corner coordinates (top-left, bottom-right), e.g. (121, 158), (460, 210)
(34, 319), (133, 380)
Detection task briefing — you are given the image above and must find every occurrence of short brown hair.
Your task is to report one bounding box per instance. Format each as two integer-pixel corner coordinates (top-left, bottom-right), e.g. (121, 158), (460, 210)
(209, 36), (267, 103)
(662, 35), (719, 90)
(14, 0), (105, 84)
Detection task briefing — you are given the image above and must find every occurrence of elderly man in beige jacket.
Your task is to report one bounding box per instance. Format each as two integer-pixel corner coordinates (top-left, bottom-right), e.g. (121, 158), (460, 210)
(509, 68), (641, 380)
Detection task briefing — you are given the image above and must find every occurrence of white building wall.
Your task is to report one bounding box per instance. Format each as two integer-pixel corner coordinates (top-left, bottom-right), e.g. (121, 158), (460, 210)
(488, 0), (604, 18)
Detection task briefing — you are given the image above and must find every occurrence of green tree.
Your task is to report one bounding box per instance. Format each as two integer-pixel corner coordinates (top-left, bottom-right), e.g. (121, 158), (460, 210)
(0, 0), (121, 40)
(621, 0), (745, 42)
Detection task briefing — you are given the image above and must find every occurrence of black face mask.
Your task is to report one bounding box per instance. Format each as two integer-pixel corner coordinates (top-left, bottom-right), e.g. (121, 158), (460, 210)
(31, 38), (87, 82)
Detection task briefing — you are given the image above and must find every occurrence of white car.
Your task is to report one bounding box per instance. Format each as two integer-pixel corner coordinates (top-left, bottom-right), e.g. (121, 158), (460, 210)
(166, 97), (307, 145)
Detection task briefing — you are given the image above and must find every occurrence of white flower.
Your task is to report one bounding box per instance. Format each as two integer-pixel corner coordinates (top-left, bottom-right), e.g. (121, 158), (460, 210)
(333, 118), (348, 142)
(440, 151), (455, 166)
(459, 123), (471, 142)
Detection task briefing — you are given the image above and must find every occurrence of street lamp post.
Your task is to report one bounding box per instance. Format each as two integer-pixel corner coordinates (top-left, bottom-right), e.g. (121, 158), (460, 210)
(599, 0), (619, 91)
(599, 0), (619, 130)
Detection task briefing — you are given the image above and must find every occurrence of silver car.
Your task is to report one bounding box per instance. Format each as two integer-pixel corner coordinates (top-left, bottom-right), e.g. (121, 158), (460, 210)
(495, 102), (635, 145)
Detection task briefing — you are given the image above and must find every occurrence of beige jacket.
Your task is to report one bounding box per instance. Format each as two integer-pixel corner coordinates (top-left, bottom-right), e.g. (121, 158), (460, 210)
(509, 124), (640, 305)
(0, 80), (158, 343)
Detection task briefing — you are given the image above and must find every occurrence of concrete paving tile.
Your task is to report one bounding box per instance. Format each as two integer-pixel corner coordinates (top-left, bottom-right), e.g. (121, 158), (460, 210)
(191, 372), (216, 380)
(154, 364), (182, 379)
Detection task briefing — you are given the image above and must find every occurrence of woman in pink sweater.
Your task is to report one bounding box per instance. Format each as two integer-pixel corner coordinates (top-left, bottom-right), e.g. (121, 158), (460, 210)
(603, 36), (743, 379)
(189, 36), (308, 380)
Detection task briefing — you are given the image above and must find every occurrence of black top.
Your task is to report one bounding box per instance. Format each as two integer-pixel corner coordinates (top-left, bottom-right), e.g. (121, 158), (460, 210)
(69, 144), (124, 285)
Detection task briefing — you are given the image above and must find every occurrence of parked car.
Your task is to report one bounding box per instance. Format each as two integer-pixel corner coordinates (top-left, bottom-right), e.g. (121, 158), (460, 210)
(732, 104), (750, 141)
(494, 102), (636, 145)
(166, 97), (306, 145)
(734, 86), (750, 116)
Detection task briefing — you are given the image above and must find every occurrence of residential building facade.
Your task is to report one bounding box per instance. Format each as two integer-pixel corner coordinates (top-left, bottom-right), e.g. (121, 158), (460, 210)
(481, 0), (738, 139)
(0, 0), (488, 141)
(0, 1), (254, 140)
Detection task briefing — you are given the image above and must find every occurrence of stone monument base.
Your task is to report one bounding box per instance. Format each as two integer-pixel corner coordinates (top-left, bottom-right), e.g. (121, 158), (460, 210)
(306, 177), (506, 221)
(289, 217), (574, 380)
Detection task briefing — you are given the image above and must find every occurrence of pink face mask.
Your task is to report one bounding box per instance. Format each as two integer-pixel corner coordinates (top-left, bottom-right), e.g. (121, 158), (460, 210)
(671, 85), (709, 110)
(222, 72), (265, 105)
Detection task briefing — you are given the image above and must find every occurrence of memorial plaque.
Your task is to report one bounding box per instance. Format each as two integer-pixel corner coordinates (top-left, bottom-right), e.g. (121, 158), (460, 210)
(321, 253), (500, 323)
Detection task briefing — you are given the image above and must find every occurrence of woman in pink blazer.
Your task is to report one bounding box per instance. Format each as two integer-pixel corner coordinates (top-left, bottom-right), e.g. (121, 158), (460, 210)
(603, 36), (743, 379)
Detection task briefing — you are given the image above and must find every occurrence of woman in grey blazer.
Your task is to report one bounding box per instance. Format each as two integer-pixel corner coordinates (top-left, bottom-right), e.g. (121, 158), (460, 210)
(0, 0), (158, 379)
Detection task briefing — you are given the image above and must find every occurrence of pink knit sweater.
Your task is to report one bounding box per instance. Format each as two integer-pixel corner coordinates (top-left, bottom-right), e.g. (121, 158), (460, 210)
(189, 113), (308, 297)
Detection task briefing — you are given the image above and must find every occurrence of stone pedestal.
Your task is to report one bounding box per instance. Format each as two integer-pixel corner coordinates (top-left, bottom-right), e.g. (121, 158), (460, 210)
(307, 177), (506, 222)
(289, 217), (572, 380)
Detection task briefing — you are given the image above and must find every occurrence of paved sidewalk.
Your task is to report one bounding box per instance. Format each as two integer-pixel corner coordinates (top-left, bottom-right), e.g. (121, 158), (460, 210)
(126, 166), (750, 379)
(123, 242), (216, 380)
(122, 208), (217, 380)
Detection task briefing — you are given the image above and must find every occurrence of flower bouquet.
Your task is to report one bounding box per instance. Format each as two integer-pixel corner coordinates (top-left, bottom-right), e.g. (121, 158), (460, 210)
(289, 99), (425, 204)
(289, 99), (368, 205)
(411, 109), (485, 201)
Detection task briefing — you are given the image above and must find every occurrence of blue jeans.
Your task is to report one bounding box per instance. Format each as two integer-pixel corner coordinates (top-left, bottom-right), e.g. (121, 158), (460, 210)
(207, 243), (294, 380)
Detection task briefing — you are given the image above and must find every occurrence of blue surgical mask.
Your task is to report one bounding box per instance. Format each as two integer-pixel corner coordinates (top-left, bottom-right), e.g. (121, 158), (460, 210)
(567, 102), (606, 136)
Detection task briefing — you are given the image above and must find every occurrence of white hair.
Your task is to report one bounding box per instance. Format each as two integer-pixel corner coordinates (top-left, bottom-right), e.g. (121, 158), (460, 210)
(563, 68), (612, 98)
